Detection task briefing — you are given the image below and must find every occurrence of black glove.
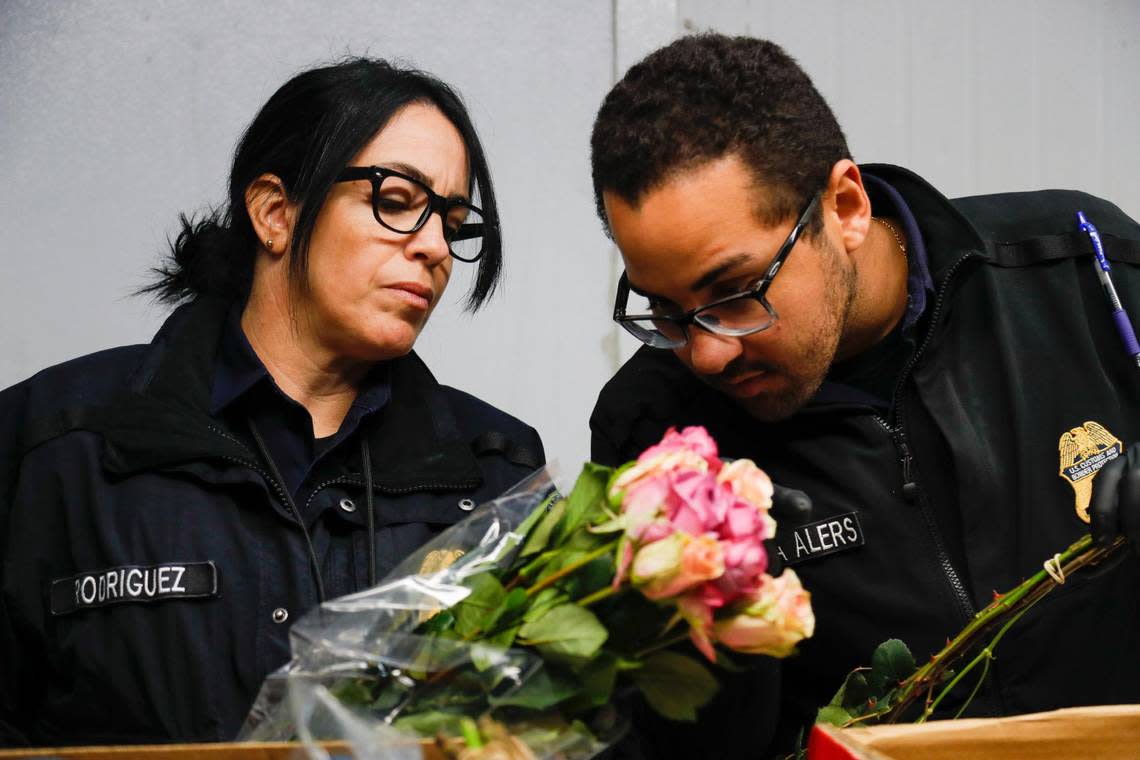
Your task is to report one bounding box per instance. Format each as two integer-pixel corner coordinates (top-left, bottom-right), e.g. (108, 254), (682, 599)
(771, 484), (813, 525)
(766, 484), (813, 576)
(1090, 446), (1140, 548)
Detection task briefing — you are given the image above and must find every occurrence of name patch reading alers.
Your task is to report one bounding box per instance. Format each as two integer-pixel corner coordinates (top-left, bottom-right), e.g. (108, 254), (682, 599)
(50, 562), (219, 615)
(774, 512), (865, 566)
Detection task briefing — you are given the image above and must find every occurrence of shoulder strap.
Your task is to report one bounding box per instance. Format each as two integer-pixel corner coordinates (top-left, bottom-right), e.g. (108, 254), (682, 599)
(470, 431), (543, 469)
(992, 231), (1140, 267)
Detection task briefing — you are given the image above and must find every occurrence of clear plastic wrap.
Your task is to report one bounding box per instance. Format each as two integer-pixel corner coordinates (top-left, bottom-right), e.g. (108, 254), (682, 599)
(240, 427), (814, 759)
(240, 467), (617, 759)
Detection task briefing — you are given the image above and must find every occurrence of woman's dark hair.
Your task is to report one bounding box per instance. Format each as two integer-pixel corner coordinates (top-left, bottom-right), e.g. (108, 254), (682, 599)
(591, 34), (850, 237)
(144, 57), (501, 310)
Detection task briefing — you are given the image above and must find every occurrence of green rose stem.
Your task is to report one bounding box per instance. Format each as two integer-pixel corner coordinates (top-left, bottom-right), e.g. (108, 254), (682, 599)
(576, 585), (618, 607)
(459, 717), (484, 749)
(633, 631), (691, 660)
(879, 533), (1125, 725)
(524, 542), (617, 598)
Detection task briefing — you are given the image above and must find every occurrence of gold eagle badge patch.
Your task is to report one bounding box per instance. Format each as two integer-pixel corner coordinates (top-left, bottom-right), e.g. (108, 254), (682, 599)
(1058, 421), (1123, 523)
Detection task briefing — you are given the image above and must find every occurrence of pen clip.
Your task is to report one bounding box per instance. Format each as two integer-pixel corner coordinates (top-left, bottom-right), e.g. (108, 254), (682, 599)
(1077, 210), (1110, 271)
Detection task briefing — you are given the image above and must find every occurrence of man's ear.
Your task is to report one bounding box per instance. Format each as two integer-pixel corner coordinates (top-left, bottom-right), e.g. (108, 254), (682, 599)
(824, 159), (872, 254)
(245, 174), (293, 257)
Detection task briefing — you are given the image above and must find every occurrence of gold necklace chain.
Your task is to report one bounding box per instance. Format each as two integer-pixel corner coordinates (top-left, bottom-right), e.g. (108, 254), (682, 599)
(872, 217), (907, 256)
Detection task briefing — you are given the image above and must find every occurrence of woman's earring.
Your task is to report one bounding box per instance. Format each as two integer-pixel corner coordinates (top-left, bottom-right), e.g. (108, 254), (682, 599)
(266, 238), (274, 249)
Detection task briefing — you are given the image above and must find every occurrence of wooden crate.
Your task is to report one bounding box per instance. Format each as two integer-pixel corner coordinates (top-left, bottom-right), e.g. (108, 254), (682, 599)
(808, 705), (1140, 760)
(0, 741), (445, 760)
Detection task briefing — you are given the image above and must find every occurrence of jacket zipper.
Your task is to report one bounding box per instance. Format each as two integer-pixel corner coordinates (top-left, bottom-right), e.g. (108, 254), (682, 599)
(881, 252), (978, 621)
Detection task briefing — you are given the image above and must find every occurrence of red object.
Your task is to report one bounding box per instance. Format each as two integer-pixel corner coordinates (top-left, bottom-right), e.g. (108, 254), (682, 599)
(807, 725), (857, 760)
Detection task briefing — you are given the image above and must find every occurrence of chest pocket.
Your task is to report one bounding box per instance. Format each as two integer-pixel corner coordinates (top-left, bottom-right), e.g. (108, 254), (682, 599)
(316, 487), (477, 587)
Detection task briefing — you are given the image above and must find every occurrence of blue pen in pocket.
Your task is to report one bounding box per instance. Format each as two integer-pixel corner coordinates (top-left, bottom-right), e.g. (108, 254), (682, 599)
(1077, 210), (1140, 368)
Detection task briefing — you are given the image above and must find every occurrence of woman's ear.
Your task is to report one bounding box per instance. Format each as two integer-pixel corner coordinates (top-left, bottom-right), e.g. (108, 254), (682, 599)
(824, 159), (872, 254)
(245, 174), (293, 257)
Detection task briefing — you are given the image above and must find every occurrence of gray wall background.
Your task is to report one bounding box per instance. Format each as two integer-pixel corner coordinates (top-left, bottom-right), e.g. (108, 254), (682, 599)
(2, 1), (1139, 469)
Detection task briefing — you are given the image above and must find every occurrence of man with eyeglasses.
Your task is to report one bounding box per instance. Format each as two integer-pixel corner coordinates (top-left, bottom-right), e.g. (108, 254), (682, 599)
(589, 34), (1140, 757)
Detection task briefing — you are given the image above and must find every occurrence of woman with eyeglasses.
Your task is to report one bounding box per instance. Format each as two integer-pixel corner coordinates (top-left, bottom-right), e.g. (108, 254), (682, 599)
(0, 58), (543, 747)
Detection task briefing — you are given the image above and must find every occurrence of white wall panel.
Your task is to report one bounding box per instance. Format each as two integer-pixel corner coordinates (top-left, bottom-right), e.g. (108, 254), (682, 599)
(671, 0), (1140, 210)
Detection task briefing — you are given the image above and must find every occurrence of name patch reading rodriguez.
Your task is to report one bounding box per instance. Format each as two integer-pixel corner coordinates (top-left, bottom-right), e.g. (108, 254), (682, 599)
(50, 562), (219, 615)
(775, 512), (865, 566)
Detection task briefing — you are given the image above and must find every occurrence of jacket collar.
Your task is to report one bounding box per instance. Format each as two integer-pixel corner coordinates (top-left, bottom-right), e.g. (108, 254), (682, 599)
(858, 163), (990, 284)
(97, 297), (482, 490)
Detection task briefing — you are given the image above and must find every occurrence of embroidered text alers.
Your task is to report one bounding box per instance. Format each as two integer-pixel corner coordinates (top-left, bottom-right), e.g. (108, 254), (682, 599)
(774, 512), (865, 566)
(50, 562), (219, 615)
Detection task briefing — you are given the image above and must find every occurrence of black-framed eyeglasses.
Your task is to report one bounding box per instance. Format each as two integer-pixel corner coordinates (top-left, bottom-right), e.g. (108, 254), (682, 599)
(334, 166), (486, 262)
(613, 192), (821, 349)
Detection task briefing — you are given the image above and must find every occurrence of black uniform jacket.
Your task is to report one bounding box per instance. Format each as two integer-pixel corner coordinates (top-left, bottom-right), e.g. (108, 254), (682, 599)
(591, 165), (1140, 756)
(0, 297), (543, 746)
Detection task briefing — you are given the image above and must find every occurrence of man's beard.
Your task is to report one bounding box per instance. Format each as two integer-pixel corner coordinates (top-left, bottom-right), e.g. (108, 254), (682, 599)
(711, 239), (856, 422)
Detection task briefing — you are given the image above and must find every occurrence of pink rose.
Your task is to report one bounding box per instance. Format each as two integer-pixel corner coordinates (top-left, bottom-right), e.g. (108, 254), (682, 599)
(639, 426), (720, 465)
(712, 570), (814, 658)
(717, 459), (773, 508)
(717, 459), (777, 538)
(632, 533), (724, 601)
(667, 471), (724, 536)
(621, 475), (674, 541)
(712, 535), (768, 603)
(676, 593), (717, 663)
(720, 497), (772, 542)
(610, 427), (722, 499)
(612, 536), (634, 589)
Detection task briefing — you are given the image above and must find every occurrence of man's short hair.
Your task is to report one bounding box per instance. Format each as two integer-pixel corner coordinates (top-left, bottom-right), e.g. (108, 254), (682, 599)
(590, 34), (850, 236)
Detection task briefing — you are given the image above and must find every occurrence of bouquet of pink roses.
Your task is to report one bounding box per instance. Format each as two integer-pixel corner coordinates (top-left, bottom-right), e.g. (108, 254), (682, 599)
(243, 427), (813, 759)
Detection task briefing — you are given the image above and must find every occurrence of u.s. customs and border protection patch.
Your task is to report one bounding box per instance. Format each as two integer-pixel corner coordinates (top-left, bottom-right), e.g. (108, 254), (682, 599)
(418, 548), (465, 575)
(1058, 421), (1123, 523)
(416, 549), (466, 623)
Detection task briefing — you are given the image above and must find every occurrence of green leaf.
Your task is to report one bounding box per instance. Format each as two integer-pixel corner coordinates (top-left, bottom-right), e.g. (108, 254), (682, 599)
(630, 651), (720, 722)
(471, 639), (512, 673)
(503, 586), (529, 612)
(554, 464), (611, 545)
(452, 573), (506, 639)
(328, 678), (373, 706)
(514, 495), (555, 546)
(713, 650), (747, 674)
(560, 556), (615, 599)
(488, 666), (580, 709)
(520, 499), (566, 558)
(524, 587), (569, 623)
(605, 461), (637, 509)
(518, 603), (608, 660)
(563, 525), (612, 550)
(370, 683), (405, 712)
(868, 639), (916, 692)
(534, 549), (586, 579)
(392, 710), (466, 736)
(416, 609), (455, 636)
(840, 672), (872, 712)
(480, 587), (529, 637)
(815, 705), (854, 727)
(578, 653), (619, 706)
(517, 549), (558, 583)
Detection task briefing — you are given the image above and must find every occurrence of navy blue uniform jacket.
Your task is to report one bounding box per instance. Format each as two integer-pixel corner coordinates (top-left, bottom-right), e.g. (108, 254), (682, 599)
(0, 297), (543, 746)
(592, 166), (1140, 757)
